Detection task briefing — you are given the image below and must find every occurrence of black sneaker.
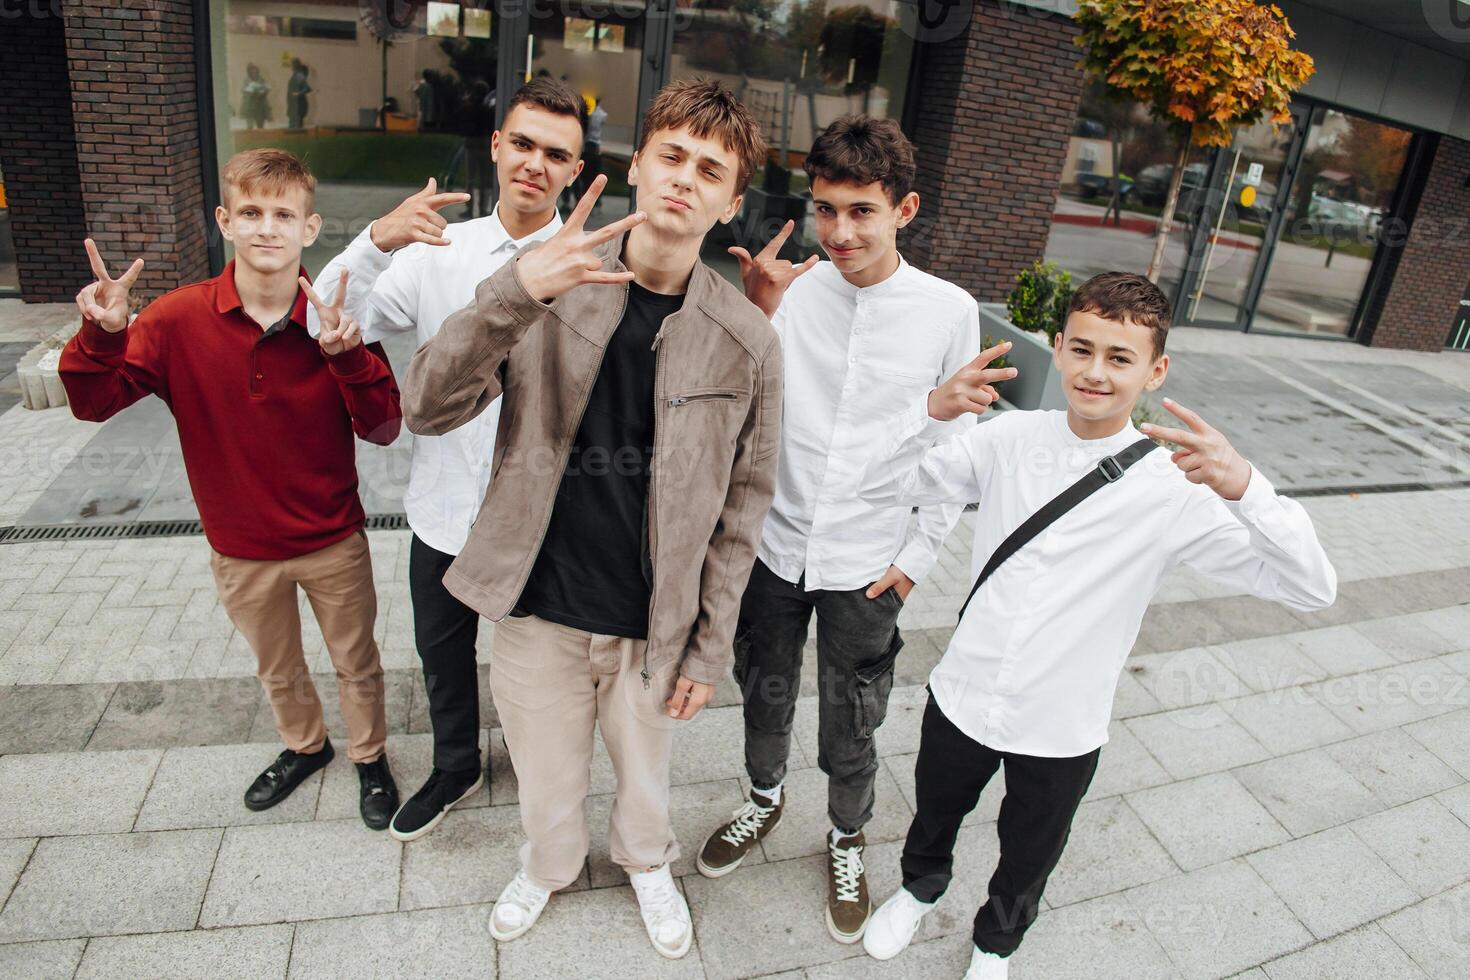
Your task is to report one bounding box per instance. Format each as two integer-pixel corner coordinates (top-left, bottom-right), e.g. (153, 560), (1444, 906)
(357, 756), (400, 831)
(388, 766), (484, 842)
(244, 738), (334, 811)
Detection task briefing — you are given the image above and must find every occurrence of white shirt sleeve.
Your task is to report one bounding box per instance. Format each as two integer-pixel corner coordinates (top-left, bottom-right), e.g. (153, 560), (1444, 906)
(306, 221), (422, 344)
(893, 300), (981, 583)
(1166, 466), (1338, 611)
(860, 392), (995, 510)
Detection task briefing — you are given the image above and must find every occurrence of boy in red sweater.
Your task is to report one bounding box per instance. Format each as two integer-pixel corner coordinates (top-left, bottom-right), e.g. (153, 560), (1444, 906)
(61, 149), (404, 830)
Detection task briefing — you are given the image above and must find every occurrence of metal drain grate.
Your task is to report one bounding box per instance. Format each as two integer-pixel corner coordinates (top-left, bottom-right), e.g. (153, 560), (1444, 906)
(0, 513), (409, 544)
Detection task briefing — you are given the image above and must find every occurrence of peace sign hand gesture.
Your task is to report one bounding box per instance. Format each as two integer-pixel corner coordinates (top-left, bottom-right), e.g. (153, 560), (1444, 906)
(513, 174), (647, 303)
(1140, 397), (1252, 501)
(299, 269), (362, 356)
(369, 177), (471, 252)
(77, 238), (144, 334)
(927, 341), (1017, 421)
(728, 219), (820, 318)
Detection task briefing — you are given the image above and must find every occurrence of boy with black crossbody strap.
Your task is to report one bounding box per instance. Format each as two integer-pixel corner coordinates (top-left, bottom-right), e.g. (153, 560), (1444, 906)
(855, 273), (1337, 979)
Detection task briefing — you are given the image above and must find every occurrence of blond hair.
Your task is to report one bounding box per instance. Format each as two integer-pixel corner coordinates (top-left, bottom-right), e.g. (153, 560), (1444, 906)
(637, 78), (767, 195)
(220, 148), (317, 211)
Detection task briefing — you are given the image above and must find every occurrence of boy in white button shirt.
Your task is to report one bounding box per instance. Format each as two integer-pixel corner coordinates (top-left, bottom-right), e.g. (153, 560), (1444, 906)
(858, 273), (1337, 978)
(310, 77), (585, 841)
(695, 115), (981, 944)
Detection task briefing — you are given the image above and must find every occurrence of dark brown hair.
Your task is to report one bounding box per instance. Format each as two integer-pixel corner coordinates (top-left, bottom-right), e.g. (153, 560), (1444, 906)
(504, 76), (585, 132)
(1067, 271), (1173, 358)
(638, 77), (767, 194)
(803, 115), (916, 206)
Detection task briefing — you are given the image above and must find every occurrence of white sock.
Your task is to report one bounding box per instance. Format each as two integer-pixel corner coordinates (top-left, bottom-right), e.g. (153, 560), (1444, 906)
(830, 826), (860, 846)
(753, 782), (782, 806)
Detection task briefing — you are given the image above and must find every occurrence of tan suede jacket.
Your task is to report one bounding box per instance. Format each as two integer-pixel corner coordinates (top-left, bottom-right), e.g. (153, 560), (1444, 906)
(402, 232), (782, 687)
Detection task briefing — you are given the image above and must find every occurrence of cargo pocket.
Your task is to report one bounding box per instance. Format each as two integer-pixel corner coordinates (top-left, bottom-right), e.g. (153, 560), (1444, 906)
(851, 630), (904, 740)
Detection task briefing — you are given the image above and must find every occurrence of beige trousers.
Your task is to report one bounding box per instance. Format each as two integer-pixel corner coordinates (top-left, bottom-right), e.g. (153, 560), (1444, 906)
(490, 612), (680, 891)
(210, 531), (387, 764)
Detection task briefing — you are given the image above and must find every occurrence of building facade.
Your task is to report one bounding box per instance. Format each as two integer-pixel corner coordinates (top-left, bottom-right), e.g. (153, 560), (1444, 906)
(2, 0), (1468, 352)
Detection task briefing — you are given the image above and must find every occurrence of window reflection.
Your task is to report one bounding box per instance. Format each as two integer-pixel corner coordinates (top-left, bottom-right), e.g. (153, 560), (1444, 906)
(670, 0), (917, 283)
(215, 1), (500, 276)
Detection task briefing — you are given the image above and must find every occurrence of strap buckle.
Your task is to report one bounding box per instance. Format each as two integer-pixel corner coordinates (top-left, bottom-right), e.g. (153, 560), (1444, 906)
(1098, 455), (1125, 483)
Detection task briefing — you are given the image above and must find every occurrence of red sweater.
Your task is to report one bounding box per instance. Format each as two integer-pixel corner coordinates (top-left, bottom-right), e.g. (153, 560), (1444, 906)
(60, 262), (402, 560)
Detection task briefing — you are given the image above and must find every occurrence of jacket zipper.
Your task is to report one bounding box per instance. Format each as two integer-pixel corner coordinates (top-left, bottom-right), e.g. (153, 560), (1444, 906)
(644, 324), (669, 690)
(668, 392), (738, 407)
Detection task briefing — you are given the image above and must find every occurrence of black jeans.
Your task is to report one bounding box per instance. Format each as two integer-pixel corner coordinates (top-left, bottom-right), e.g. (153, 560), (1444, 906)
(408, 534), (484, 773)
(901, 693), (1099, 957)
(734, 558), (905, 832)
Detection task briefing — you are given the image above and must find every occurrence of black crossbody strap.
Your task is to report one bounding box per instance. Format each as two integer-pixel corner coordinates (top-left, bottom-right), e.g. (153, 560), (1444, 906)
(956, 437), (1158, 625)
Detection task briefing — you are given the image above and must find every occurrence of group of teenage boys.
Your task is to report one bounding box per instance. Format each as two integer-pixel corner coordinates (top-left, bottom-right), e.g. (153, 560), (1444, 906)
(59, 74), (1336, 978)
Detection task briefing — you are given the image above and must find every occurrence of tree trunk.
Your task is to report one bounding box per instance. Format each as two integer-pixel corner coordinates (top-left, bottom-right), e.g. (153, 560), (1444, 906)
(1146, 136), (1191, 283)
(1105, 129), (1123, 225)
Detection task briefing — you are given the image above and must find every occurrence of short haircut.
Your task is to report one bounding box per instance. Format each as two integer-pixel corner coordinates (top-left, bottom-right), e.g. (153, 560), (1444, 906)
(1068, 271), (1173, 358)
(803, 115), (916, 206)
(638, 77), (767, 195)
(504, 76), (585, 132)
(220, 148), (316, 211)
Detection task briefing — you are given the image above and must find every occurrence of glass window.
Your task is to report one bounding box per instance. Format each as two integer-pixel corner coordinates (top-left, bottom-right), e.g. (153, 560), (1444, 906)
(0, 162), (16, 294)
(1044, 78), (1200, 301)
(525, 0), (651, 228)
(668, 0), (918, 282)
(211, 1), (501, 277)
(1256, 108), (1411, 337)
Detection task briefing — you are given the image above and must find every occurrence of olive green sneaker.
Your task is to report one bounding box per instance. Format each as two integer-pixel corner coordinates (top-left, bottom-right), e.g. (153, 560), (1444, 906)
(826, 830), (870, 943)
(696, 788), (783, 878)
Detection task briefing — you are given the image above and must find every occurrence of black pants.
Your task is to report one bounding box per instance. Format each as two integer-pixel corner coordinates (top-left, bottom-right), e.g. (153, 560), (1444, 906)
(408, 534), (484, 773)
(901, 693), (1099, 957)
(734, 558), (904, 832)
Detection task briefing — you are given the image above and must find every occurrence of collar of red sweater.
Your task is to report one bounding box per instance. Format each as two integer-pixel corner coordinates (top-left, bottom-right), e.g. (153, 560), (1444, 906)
(214, 259), (311, 330)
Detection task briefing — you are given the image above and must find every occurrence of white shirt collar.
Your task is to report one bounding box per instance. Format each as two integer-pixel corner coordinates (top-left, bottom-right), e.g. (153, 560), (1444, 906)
(484, 204), (562, 255)
(830, 252), (910, 300)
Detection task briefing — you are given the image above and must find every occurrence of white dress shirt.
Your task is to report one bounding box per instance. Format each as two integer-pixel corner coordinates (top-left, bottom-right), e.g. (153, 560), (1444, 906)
(861, 404), (1338, 757)
(309, 206), (563, 556)
(758, 256), (980, 591)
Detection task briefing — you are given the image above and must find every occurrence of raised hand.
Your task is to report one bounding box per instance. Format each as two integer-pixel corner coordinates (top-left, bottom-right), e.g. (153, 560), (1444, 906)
(76, 238), (144, 333)
(513, 174), (647, 303)
(1139, 397), (1252, 500)
(728, 219), (820, 318)
(299, 269), (362, 356)
(369, 177), (472, 252)
(927, 341), (1016, 421)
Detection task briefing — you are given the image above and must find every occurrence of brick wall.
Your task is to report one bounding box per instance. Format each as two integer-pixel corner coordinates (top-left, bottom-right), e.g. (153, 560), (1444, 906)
(1370, 134), (1470, 351)
(0, 9), (91, 302)
(61, 0), (211, 302)
(901, 0), (1085, 302)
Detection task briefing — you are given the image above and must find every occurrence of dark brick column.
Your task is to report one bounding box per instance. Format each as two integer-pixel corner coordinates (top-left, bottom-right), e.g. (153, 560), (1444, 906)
(901, 0), (1085, 302)
(61, 0), (211, 301)
(0, 7), (91, 302)
(1370, 135), (1470, 352)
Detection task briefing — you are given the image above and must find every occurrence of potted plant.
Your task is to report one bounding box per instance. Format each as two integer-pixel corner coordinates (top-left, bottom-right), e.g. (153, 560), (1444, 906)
(977, 261), (1073, 411)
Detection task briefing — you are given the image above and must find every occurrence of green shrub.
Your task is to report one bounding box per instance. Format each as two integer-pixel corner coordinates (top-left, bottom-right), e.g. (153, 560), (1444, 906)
(1007, 261), (1074, 345)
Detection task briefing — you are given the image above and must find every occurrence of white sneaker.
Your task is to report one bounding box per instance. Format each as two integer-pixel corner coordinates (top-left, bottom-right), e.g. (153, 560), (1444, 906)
(488, 869), (551, 942)
(629, 864), (693, 959)
(862, 886), (935, 960)
(963, 945), (1010, 980)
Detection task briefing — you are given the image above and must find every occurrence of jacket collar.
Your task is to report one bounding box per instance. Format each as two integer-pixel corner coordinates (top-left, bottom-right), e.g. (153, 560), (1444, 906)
(594, 230), (720, 336)
(215, 259), (310, 330)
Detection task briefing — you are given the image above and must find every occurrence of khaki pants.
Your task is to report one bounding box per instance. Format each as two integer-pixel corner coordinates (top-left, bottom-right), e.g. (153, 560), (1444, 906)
(491, 612), (679, 891)
(210, 531), (387, 764)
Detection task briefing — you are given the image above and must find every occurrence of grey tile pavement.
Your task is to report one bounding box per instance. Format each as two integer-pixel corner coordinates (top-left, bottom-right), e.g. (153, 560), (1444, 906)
(75, 924), (294, 980)
(1246, 826), (1419, 940)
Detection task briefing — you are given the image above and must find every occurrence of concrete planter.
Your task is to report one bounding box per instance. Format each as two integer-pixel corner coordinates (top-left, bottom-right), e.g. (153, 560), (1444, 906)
(978, 303), (1069, 411)
(18, 321), (84, 411)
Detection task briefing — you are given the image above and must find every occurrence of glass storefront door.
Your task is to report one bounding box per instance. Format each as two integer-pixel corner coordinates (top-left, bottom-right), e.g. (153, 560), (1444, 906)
(1174, 109), (1306, 329)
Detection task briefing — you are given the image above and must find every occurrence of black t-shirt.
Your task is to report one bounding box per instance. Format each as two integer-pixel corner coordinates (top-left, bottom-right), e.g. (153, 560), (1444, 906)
(516, 280), (686, 639)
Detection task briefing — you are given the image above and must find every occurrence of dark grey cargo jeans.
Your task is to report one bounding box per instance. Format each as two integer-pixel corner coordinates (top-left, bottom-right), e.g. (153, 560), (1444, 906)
(733, 557), (905, 832)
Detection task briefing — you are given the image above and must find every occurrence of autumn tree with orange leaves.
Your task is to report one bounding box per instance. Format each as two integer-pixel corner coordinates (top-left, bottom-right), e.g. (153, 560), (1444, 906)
(1074, 0), (1314, 281)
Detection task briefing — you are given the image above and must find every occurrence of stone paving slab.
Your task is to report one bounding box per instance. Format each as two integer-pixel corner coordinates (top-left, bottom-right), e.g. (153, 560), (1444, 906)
(1246, 825), (1419, 940)
(1258, 923), (1428, 979)
(290, 906), (496, 980)
(0, 939), (86, 980)
(1126, 772), (1290, 872)
(0, 749), (160, 838)
(0, 829), (220, 942)
(199, 820), (400, 928)
(1376, 880), (1470, 980)
(134, 743), (324, 832)
(74, 924), (294, 980)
